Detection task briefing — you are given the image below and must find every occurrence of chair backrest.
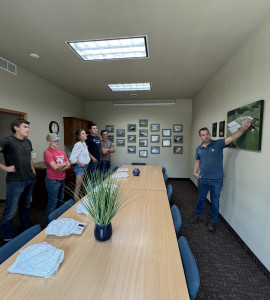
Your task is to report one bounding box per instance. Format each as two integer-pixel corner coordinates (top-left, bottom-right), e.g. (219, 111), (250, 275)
(178, 236), (200, 300)
(167, 184), (173, 203)
(0, 224), (41, 264)
(171, 205), (182, 235)
(132, 162), (146, 165)
(48, 199), (74, 223)
(163, 173), (168, 184)
(112, 166), (118, 172)
(162, 167), (166, 175)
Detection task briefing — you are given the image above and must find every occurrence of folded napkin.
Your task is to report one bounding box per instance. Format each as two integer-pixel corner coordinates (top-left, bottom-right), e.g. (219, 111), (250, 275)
(8, 242), (64, 278)
(46, 218), (87, 236)
(117, 168), (129, 172)
(111, 172), (129, 178)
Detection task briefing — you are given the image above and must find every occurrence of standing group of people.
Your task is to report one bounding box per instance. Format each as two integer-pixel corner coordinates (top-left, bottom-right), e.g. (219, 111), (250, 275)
(0, 119), (115, 242)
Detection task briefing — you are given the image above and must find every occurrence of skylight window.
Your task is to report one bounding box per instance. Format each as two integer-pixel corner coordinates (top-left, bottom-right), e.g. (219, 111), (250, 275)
(108, 83), (151, 91)
(67, 36), (148, 61)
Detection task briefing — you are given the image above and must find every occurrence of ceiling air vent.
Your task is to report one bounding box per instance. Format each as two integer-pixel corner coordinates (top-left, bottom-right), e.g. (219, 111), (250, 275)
(0, 57), (17, 75)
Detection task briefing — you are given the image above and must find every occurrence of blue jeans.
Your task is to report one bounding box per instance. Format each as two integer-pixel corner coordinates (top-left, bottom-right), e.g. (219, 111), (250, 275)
(196, 178), (223, 223)
(45, 177), (65, 224)
(101, 160), (111, 173)
(1, 177), (36, 240)
(87, 161), (101, 179)
(74, 164), (86, 175)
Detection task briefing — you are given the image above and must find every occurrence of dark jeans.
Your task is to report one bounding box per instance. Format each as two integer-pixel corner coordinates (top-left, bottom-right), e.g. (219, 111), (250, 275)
(45, 177), (65, 224)
(196, 178), (223, 223)
(1, 177), (36, 240)
(87, 160), (101, 179)
(101, 160), (111, 173)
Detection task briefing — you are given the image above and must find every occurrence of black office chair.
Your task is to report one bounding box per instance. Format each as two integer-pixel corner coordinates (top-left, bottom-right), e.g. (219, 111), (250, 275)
(132, 162), (146, 165)
(47, 199), (74, 223)
(178, 236), (200, 300)
(112, 166), (118, 172)
(0, 224), (41, 264)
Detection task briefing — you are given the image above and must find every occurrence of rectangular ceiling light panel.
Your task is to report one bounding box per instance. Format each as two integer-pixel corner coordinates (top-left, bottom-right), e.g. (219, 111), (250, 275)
(67, 36), (148, 61)
(108, 83), (151, 91)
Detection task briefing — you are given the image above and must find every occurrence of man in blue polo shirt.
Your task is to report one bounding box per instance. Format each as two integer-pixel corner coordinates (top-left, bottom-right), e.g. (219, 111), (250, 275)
(192, 119), (252, 232)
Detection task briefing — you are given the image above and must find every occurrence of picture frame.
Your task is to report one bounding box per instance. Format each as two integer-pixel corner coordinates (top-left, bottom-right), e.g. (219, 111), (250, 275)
(139, 150), (148, 158)
(139, 139), (148, 147)
(139, 119), (148, 127)
(174, 135), (183, 143)
(174, 146), (183, 154)
(162, 139), (171, 147)
(127, 124), (136, 132)
(105, 125), (114, 134)
(128, 135), (136, 143)
(219, 121), (225, 137)
(108, 135), (114, 143)
(212, 122), (217, 137)
(116, 139), (125, 147)
(151, 135), (160, 143)
(139, 129), (148, 137)
(173, 124), (183, 132)
(162, 129), (171, 137)
(150, 124), (160, 132)
(127, 146), (136, 154)
(116, 129), (125, 137)
(151, 146), (160, 154)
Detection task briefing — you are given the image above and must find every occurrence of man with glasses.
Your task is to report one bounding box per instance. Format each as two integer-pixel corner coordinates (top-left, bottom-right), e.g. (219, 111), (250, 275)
(100, 130), (115, 174)
(191, 119), (252, 232)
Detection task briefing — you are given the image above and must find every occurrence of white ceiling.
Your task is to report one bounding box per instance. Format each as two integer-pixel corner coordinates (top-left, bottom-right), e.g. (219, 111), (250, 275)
(1, 0), (270, 102)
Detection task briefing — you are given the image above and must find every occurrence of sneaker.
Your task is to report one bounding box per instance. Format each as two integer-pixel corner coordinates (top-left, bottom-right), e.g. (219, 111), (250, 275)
(208, 222), (216, 232)
(189, 216), (204, 224)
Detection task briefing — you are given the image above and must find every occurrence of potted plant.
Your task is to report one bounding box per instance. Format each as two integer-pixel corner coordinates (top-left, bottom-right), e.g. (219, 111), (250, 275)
(73, 170), (129, 242)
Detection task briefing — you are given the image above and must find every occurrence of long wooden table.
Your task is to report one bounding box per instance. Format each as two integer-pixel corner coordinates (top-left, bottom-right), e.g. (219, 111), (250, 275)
(0, 165), (189, 299)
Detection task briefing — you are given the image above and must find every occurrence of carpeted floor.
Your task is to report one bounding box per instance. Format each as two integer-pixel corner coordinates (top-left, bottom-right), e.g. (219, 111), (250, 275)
(0, 179), (270, 299)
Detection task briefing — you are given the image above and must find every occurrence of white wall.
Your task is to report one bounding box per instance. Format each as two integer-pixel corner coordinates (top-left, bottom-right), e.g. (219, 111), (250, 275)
(84, 99), (192, 178)
(0, 66), (85, 163)
(191, 19), (270, 270)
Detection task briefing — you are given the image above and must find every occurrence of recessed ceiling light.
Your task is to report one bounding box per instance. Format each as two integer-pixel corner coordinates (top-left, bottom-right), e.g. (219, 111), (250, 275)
(108, 83), (151, 91)
(29, 53), (40, 59)
(67, 36), (148, 61)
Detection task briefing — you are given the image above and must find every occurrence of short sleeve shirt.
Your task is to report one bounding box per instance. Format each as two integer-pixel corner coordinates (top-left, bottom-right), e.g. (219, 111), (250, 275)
(195, 139), (226, 179)
(100, 139), (113, 161)
(86, 135), (101, 161)
(0, 136), (35, 181)
(43, 147), (68, 180)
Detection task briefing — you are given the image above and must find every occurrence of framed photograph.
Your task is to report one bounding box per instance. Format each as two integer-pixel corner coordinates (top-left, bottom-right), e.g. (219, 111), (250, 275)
(174, 146), (183, 154)
(150, 124), (160, 132)
(212, 122), (217, 137)
(127, 124), (136, 132)
(227, 99), (264, 151)
(139, 129), (148, 137)
(151, 135), (160, 143)
(116, 129), (125, 137)
(105, 125), (114, 134)
(173, 124), (183, 132)
(162, 129), (171, 137)
(162, 139), (171, 147)
(139, 119), (148, 127)
(116, 139), (125, 147)
(219, 121), (225, 137)
(127, 146), (136, 154)
(139, 150), (148, 158)
(128, 135), (136, 143)
(139, 139), (148, 147)
(151, 146), (160, 154)
(108, 135), (114, 143)
(174, 135), (183, 143)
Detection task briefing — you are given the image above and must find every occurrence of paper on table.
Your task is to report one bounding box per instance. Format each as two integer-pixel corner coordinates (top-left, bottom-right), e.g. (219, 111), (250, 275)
(46, 218), (87, 236)
(117, 168), (129, 172)
(111, 172), (129, 178)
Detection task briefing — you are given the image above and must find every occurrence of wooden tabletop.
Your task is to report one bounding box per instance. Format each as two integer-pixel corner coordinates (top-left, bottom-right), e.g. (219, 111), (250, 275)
(0, 165), (189, 300)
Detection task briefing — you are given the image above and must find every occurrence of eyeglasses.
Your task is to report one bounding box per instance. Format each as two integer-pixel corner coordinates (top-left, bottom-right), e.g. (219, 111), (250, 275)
(198, 127), (209, 133)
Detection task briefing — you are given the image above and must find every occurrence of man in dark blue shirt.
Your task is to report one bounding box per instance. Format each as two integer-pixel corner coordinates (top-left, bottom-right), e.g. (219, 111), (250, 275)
(86, 122), (101, 178)
(191, 119), (252, 232)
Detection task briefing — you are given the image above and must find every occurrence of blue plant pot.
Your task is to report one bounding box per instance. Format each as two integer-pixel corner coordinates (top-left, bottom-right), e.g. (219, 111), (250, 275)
(94, 223), (112, 242)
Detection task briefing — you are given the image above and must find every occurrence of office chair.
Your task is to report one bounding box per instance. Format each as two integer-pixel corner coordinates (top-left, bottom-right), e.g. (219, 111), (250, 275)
(178, 236), (200, 300)
(112, 166), (118, 172)
(47, 199), (74, 223)
(0, 224), (41, 264)
(162, 167), (166, 175)
(167, 184), (173, 203)
(163, 173), (168, 184)
(131, 162), (146, 165)
(171, 205), (182, 235)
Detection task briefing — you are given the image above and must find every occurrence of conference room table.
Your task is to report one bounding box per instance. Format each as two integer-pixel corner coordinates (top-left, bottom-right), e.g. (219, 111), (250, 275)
(0, 165), (189, 299)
